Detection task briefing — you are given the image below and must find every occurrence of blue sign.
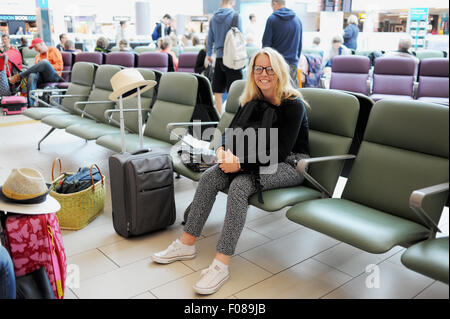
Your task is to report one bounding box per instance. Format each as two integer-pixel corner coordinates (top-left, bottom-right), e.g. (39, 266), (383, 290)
(409, 8), (429, 22)
(35, 0), (49, 9)
(0, 15), (36, 21)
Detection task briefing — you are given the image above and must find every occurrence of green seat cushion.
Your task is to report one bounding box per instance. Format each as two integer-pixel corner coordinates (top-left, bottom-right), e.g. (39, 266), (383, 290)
(66, 122), (121, 140)
(249, 186), (322, 212)
(23, 108), (68, 120)
(221, 185), (322, 212)
(41, 114), (96, 129)
(96, 133), (172, 153)
(401, 237), (449, 284)
(286, 198), (429, 254)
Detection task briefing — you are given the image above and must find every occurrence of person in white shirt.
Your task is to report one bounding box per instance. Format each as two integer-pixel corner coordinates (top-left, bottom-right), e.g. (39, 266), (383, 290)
(245, 13), (261, 48)
(115, 21), (129, 46)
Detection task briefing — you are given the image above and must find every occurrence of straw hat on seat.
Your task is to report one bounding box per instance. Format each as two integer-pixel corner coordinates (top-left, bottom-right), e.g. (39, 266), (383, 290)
(0, 168), (60, 215)
(109, 68), (157, 101)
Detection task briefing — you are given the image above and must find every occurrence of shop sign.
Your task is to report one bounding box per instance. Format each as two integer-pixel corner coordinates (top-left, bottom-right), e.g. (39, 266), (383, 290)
(0, 15), (36, 21)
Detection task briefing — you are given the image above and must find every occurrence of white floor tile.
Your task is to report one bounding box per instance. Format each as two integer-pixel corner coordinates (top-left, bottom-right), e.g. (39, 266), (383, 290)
(313, 243), (404, 277)
(151, 256), (272, 299)
(236, 258), (352, 299)
(414, 281), (449, 299)
(323, 260), (435, 299)
(240, 228), (340, 274)
(181, 227), (271, 272)
(72, 258), (193, 299)
(66, 249), (119, 282)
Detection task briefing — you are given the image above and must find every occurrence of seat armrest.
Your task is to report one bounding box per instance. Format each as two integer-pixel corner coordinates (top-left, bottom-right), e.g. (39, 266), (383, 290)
(167, 121), (220, 147)
(410, 182), (449, 237)
(74, 101), (115, 121)
(103, 108), (151, 132)
(167, 121), (219, 133)
(296, 155), (356, 198)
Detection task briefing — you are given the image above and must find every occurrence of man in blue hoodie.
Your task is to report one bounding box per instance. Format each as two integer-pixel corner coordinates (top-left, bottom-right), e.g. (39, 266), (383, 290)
(262, 0), (303, 87)
(206, 0), (243, 114)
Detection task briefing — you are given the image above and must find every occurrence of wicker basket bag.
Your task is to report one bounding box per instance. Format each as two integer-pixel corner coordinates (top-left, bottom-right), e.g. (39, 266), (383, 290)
(49, 159), (106, 230)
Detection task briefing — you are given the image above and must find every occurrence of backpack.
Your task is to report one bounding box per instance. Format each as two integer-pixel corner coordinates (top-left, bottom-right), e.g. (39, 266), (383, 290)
(303, 54), (323, 88)
(0, 212), (67, 299)
(223, 13), (247, 70)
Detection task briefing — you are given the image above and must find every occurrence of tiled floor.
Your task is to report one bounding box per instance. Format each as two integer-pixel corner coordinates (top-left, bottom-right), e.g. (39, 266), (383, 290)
(0, 115), (448, 299)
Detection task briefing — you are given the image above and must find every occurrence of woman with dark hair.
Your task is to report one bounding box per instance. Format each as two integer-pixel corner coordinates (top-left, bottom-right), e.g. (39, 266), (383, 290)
(152, 47), (310, 295)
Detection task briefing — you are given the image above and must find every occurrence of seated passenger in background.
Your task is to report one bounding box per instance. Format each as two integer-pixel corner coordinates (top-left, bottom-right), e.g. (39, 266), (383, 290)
(94, 36), (110, 54)
(311, 36), (321, 48)
(384, 34), (420, 75)
(119, 39), (131, 52)
(157, 36), (178, 71)
(192, 35), (202, 47)
(322, 35), (351, 69)
(63, 40), (77, 53)
(8, 38), (64, 106)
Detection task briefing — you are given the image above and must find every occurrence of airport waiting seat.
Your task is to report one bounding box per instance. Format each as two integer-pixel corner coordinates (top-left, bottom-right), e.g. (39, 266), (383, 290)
(38, 65), (122, 148)
(23, 62), (97, 121)
(134, 46), (156, 54)
(65, 68), (157, 141)
(330, 55), (370, 95)
(247, 88), (360, 212)
(75, 52), (104, 65)
(302, 48), (324, 57)
(370, 56), (416, 102)
(414, 50), (446, 60)
(95, 72), (198, 152)
(287, 99), (449, 255)
(105, 52), (135, 68)
(60, 52), (74, 82)
(177, 52), (198, 73)
(401, 237), (449, 284)
(177, 88), (360, 214)
(416, 58), (449, 106)
(137, 52), (169, 73)
(354, 50), (372, 57)
(182, 46), (203, 53)
(169, 79), (246, 182)
(21, 47), (38, 67)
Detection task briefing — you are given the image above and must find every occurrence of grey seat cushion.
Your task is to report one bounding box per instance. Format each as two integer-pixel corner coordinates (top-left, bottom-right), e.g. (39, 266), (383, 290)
(23, 108), (68, 120)
(96, 132), (172, 153)
(41, 114), (96, 129)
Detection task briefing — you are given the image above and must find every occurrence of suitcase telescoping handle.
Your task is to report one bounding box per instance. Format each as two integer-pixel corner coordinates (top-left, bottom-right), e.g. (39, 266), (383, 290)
(118, 87), (144, 154)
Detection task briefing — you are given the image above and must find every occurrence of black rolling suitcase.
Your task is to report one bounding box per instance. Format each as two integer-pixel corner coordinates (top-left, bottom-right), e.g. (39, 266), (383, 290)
(108, 89), (176, 238)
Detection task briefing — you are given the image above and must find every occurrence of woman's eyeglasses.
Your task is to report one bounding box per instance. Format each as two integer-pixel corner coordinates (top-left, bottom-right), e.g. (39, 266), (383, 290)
(253, 66), (275, 75)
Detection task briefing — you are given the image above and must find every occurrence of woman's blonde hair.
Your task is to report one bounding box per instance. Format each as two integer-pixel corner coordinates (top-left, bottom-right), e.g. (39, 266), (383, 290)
(240, 47), (302, 107)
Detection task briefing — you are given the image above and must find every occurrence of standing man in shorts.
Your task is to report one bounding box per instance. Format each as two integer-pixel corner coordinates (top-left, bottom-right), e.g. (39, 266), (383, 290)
(206, 0), (244, 114)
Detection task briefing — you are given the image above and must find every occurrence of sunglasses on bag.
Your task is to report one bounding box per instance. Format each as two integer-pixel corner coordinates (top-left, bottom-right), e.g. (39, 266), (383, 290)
(253, 66), (276, 75)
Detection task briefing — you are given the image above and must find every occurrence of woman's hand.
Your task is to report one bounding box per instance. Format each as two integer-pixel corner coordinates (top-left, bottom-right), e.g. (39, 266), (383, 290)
(218, 149), (241, 173)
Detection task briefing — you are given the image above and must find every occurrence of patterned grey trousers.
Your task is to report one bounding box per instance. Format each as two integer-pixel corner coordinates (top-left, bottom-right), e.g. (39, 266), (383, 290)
(183, 154), (308, 256)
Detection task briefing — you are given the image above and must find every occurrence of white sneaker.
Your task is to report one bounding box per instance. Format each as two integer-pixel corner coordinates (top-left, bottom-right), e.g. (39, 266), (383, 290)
(151, 239), (196, 264)
(193, 260), (230, 295)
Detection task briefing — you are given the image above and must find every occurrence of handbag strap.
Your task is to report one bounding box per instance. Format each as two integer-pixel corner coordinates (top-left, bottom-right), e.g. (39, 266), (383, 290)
(90, 164), (104, 192)
(51, 158), (62, 181)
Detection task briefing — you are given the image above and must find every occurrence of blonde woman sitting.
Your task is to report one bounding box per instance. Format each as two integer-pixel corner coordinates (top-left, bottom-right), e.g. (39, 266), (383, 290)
(152, 47), (310, 295)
